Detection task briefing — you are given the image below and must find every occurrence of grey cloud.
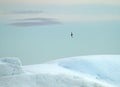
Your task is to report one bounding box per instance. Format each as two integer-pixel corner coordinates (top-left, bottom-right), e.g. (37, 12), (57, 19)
(17, 18), (57, 21)
(11, 10), (43, 14)
(10, 17), (61, 27)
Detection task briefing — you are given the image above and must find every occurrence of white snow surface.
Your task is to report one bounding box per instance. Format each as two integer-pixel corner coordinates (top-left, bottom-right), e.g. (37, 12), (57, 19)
(0, 55), (120, 87)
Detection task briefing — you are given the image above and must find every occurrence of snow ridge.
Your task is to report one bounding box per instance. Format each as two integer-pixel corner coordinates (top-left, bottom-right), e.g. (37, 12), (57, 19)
(0, 55), (120, 87)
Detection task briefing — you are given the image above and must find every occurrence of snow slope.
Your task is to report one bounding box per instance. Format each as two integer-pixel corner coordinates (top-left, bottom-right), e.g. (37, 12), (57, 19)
(0, 55), (120, 87)
(52, 55), (120, 86)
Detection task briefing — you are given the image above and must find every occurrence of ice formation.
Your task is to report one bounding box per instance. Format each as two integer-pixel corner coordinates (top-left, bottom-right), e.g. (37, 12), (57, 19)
(0, 57), (23, 77)
(0, 55), (120, 87)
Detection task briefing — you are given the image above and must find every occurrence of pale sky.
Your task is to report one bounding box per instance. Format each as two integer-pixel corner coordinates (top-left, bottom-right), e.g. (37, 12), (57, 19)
(0, 0), (120, 65)
(1, 0), (120, 5)
(0, 0), (120, 22)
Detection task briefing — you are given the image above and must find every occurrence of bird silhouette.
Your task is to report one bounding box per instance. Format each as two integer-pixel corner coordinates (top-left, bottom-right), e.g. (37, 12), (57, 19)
(71, 32), (73, 38)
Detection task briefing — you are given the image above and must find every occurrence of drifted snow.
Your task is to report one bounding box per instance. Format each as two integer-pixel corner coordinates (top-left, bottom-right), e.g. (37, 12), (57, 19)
(52, 55), (120, 86)
(0, 55), (120, 87)
(0, 57), (23, 77)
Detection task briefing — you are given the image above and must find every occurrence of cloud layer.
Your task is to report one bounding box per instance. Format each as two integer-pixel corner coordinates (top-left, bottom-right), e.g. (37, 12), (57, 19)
(11, 10), (43, 14)
(10, 18), (61, 27)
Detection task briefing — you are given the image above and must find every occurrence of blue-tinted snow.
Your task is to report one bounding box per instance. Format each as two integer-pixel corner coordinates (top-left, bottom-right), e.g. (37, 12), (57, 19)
(53, 55), (120, 86)
(0, 55), (120, 87)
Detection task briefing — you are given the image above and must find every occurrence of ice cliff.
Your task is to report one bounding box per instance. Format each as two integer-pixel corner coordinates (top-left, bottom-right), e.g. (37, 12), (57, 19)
(0, 57), (23, 77)
(0, 55), (120, 87)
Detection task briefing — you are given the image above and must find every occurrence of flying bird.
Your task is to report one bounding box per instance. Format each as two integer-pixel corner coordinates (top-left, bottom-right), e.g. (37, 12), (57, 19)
(71, 32), (73, 38)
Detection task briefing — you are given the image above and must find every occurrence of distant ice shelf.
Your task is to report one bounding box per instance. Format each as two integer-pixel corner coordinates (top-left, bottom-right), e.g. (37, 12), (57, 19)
(0, 55), (120, 87)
